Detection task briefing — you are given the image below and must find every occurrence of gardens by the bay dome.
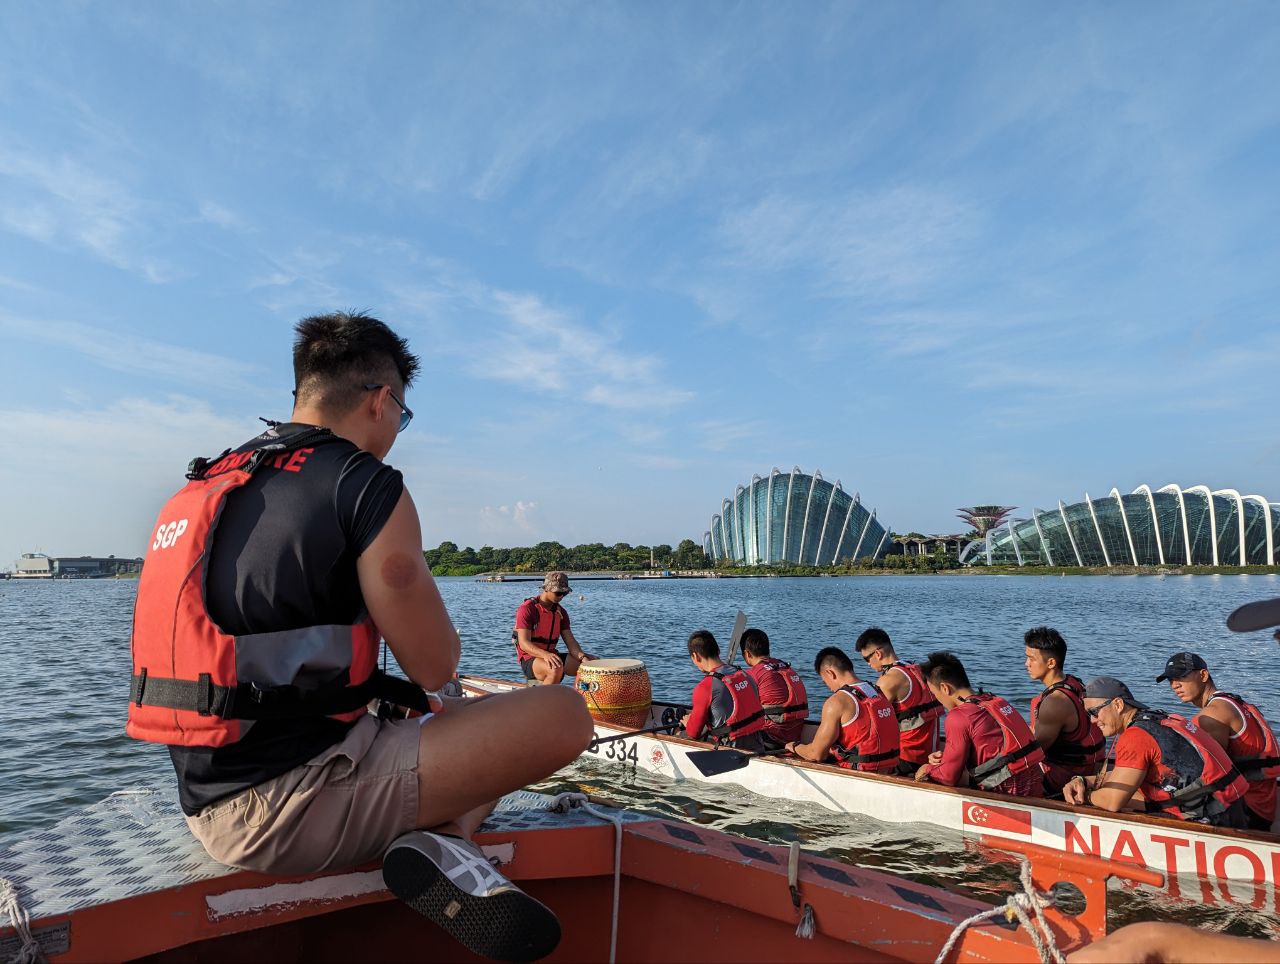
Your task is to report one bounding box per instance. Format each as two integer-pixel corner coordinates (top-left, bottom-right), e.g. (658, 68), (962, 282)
(704, 467), (892, 566)
(961, 484), (1279, 568)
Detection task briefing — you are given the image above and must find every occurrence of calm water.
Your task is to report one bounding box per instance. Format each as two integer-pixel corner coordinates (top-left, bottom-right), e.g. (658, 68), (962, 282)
(3, 573), (1279, 935)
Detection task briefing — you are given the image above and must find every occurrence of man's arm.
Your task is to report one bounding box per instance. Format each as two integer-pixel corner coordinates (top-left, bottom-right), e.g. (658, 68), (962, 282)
(918, 711), (969, 785)
(684, 679), (712, 739)
(1033, 690), (1072, 751)
(875, 667), (907, 704)
(515, 626), (561, 668)
(357, 489), (460, 690)
(1079, 766), (1145, 812)
(560, 626), (593, 661)
(1067, 921), (1280, 964)
(1194, 701), (1240, 752)
(790, 695), (844, 762)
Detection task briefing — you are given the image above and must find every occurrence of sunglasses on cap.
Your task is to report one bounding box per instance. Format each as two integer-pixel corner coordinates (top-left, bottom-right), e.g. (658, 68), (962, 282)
(363, 384), (413, 433)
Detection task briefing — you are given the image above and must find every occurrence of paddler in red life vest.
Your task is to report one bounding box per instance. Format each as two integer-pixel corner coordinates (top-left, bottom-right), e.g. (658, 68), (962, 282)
(1023, 626), (1106, 795)
(1064, 676), (1249, 828)
(680, 629), (769, 752)
(125, 312), (591, 962)
(914, 651), (1046, 797)
(1157, 651), (1280, 832)
(741, 627), (809, 749)
(512, 572), (595, 685)
(855, 627), (943, 776)
(787, 647), (899, 773)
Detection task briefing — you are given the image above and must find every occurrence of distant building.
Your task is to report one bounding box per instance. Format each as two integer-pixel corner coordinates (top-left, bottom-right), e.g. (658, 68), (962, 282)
(704, 467), (892, 565)
(12, 553), (143, 578)
(962, 484), (1280, 567)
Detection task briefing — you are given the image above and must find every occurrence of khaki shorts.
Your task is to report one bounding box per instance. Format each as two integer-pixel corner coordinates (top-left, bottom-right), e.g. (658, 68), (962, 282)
(186, 713), (423, 875)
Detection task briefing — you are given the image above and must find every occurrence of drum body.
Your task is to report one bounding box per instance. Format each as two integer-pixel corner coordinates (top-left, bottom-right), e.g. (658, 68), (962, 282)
(575, 658), (652, 729)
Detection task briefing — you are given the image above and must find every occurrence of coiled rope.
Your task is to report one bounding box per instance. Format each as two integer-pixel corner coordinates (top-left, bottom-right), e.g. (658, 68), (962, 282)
(547, 793), (623, 964)
(0, 878), (42, 964)
(934, 858), (1064, 964)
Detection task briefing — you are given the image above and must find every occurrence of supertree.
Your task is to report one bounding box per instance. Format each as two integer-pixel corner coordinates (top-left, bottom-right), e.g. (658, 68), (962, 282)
(956, 506), (1016, 537)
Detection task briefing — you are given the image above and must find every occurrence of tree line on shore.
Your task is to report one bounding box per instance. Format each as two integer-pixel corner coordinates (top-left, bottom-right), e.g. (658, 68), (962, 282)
(422, 540), (964, 576)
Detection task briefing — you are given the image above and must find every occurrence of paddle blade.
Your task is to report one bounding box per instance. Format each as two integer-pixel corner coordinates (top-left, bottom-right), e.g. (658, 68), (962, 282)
(725, 609), (748, 663)
(1227, 597), (1280, 633)
(685, 748), (752, 777)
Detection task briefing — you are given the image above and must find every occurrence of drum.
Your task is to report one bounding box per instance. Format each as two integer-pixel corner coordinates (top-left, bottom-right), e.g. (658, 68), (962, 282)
(575, 658), (653, 729)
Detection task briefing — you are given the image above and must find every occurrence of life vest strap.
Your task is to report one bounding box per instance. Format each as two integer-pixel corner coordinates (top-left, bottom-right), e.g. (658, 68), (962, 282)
(835, 745), (898, 765)
(1045, 737), (1106, 765)
(130, 668), (427, 720)
(895, 698), (942, 722)
(970, 737), (1040, 783)
(763, 702), (807, 721)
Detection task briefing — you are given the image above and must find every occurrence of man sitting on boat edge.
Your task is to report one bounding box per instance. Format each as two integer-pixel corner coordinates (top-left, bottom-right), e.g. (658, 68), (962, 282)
(1157, 653), (1279, 832)
(681, 629), (769, 751)
(125, 312), (593, 962)
(855, 627), (944, 776)
(1064, 677), (1248, 828)
(913, 651), (1046, 797)
(741, 627), (809, 750)
(1024, 626), (1106, 795)
(786, 647), (899, 773)
(512, 571), (596, 685)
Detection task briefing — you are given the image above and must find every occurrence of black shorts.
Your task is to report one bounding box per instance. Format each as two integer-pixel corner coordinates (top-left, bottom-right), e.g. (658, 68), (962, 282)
(520, 654), (562, 680)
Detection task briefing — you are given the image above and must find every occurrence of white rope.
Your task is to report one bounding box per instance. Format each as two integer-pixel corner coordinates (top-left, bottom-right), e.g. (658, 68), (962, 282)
(933, 859), (1064, 964)
(547, 793), (623, 964)
(0, 878), (42, 964)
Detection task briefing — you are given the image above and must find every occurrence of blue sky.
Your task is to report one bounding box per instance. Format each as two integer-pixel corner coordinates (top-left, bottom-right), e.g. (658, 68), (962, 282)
(1, 2), (1278, 564)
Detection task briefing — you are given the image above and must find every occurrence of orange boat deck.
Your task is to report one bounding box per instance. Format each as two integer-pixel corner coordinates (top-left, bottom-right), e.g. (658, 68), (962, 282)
(0, 788), (1160, 962)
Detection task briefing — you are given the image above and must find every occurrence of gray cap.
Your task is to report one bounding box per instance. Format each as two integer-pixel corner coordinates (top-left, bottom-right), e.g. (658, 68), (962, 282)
(1084, 676), (1148, 709)
(1227, 597), (1280, 633)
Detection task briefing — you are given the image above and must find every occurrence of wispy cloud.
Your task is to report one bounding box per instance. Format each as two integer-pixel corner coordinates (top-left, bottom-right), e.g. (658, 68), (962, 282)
(479, 500), (538, 537)
(0, 145), (175, 283)
(0, 314), (264, 390)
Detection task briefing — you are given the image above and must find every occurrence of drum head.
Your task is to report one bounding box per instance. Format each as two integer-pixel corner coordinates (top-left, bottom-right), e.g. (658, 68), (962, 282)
(581, 657), (645, 672)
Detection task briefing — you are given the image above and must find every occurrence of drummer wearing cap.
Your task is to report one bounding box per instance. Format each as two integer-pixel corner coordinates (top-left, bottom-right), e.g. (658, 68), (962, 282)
(1063, 677), (1248, 827)
(512, 572), (595, 685)
(1158, 651), (1280, 832)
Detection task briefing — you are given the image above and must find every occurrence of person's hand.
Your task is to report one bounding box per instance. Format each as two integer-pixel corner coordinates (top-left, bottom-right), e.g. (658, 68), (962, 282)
(680, 713), (691, 728)
(914, 764), (931, 782)
(580, 652), (597, 662)
(1063, 776), (1088, 805)
(541, 651), (563, 670)
(927, 750), (943, 766)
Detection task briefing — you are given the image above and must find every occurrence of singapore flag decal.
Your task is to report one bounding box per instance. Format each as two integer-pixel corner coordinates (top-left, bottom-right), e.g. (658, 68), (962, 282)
(963, 801), (1032, 836)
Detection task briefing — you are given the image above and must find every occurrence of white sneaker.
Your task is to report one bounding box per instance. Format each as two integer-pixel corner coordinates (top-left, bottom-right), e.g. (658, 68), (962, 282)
(382, 831), (560, 962)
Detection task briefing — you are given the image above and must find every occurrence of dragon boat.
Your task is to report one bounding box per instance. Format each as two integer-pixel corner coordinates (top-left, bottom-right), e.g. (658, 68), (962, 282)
(462, 673), (1280, 911)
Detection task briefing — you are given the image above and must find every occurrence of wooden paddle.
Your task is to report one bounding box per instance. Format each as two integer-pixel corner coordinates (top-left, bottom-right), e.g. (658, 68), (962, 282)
(724, 609), (748, 665)
(685, 745), (791, 777)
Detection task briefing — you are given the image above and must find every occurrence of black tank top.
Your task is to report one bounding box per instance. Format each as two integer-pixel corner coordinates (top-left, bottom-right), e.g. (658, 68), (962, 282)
(168, 422), (403, 815)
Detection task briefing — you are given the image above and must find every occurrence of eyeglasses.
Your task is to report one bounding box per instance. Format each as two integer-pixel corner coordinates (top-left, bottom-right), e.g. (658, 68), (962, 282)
(363, 384), (413, 433)
(1086, 703), (1107, 719)
(553, 590), (570, 597)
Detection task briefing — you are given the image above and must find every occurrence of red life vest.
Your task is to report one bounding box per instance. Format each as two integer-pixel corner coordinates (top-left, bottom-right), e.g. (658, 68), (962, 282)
(755, 658), (809, 725)
(706, 667), (766, 741)
(884, 661), (944, 732)
(831, 682), (900, 773)
(1130, 711), (1248, 822)
(962, 693), (1046, 791)
(1030, 674), (1106, 777)
(126, 432), (420, 748)
(512, 598), (565, 662)
(1207, 693), (1280, 782)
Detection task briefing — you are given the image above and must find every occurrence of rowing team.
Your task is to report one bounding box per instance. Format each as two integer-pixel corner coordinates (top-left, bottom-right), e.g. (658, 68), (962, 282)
(672, 625), (1278, 833)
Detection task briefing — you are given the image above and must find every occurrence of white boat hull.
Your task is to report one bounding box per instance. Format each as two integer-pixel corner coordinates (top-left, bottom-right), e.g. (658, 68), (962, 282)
(462, 675), (1280, 908)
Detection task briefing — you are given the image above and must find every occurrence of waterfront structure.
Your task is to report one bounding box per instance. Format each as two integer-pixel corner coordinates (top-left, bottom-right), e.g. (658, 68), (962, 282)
(703, 467), (892, 565)
(956, 505), (1016, 536)
(12, 552), (143, 578)
(961, 484), (1280, 567)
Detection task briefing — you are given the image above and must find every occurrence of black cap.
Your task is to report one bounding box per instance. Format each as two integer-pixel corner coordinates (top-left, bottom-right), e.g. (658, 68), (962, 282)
(1084, 676), (1148, 709)
(1227, 598), (1280, 633)
(1155, 652), (1208, 683)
